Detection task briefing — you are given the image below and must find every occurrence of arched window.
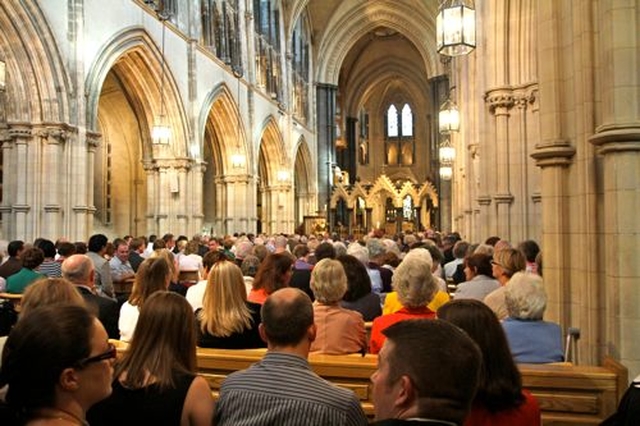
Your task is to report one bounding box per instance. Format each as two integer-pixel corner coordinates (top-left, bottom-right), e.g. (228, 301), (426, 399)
(384, 102), (414, 166)
(254, 0), (282, 101)
(292, 14), (310, 124)
(201, 0), (241, 69)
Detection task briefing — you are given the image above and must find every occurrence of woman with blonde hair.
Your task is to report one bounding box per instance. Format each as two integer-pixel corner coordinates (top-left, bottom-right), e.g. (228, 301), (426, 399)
(196, 259), (265, 349)
(88, 291), (214, 426)
(118, 257), (171, 342)
(310, 258), (366, 355)
(20, 277), (85, 317)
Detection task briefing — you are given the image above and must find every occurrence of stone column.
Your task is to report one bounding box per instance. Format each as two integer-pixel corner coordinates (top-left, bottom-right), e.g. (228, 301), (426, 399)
(316, 84), (337, 216)
(0, 128), (14, 238)
(588, 0), (640, 378)
(9, 125), (32, 239)
(143, 160), (158, 236)
(40, 126), (67, 239)
(485, 89), (515, 239)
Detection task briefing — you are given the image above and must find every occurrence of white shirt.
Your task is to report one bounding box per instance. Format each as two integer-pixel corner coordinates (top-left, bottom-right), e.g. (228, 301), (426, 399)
(186, 280), (207, 311)
(118, 301), (140, 342)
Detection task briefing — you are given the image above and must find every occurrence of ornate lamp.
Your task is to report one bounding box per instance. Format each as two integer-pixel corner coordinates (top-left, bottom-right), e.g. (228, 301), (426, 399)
(436, 0), (476, 56)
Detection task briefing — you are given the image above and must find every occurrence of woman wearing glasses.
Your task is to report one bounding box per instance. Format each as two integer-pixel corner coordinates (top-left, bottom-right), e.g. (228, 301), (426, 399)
(484, 248), (526, 320)
(0, 304), (115, 425)
(88, 291), (214, 426)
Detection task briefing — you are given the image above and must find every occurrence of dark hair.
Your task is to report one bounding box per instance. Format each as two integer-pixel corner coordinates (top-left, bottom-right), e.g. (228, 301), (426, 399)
(453, 241), (470, 259)
(253, 253), (294, 294)
(437, 299), (524, 412)
(7, 240), (24, 257)
(251, 244), (269, 263)
(293, 244), (309, 259)
(129, 238), (144, 251)
(88, 234), (108, 253)
(465, 253), (493, 277)
(382, 319), (481, 424)
(337, 254), (372, 301)
(22, 248), (45, 270)
(118, 291), (196, 390)
(152, 239), (166, 250)
(517, 240), (540, 263)
(57, 242), (77, 258)
(203, 250), (227, 272)
(0, 305), (94, 413)
(74, 241), (88, 254)
(35, 239), (56, 259)
(484, 236), (501, 246)
(261, 288), (313, 346)
(314, 242), (336, 261)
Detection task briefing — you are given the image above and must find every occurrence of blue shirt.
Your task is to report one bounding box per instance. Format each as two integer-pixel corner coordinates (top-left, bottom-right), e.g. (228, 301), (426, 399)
(503, 317), (564, 363)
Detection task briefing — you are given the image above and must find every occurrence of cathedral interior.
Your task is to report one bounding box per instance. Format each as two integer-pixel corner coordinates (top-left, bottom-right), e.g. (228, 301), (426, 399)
(0, 0), (639, 381)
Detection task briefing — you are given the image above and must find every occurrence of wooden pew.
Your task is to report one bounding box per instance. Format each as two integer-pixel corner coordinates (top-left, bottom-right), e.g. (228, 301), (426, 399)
(111, 341), (627, 425)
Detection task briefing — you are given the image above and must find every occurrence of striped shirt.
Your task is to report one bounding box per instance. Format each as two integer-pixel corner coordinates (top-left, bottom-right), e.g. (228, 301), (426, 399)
(215, 351), (368, 426)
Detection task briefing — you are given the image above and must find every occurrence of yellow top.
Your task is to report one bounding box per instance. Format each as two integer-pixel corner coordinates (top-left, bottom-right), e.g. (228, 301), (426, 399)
(382, 290), (450, 315)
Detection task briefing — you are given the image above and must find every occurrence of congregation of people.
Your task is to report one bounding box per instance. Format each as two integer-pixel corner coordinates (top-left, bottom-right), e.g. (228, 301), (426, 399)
(0, 229), (634, 425)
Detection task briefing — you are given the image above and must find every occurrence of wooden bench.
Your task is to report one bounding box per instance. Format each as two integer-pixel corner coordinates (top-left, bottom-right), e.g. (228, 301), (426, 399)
(111, 341), (627, 424)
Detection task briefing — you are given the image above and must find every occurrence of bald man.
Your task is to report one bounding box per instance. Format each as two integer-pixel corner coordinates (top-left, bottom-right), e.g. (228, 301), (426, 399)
(62, 254), (119, 339)
(215, 288), (367, 426)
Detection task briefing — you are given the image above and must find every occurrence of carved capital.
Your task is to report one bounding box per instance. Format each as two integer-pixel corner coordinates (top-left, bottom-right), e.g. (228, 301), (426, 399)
(155, 158), (193, 170)
(485, 88), (514, 114)
(8, 123), (33, 142)
(86, 131), (102, 149)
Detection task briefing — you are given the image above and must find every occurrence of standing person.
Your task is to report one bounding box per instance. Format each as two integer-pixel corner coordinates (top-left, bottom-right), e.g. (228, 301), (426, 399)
(62, 254), (120, 339)
(88, 291), (214, 426)
(370, 319), (482, 425)
(86, 234), (115, 300)
(0, 305), (115, 425)
(438, 299), (541, 425)
(214, 288), (368, 426)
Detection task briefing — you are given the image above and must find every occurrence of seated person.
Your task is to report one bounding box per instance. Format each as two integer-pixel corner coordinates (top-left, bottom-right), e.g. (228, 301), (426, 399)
(338, 254), (382, 321)
(89, 291), (214, 425)
(247, 253), (294, 304)
(601, 374), (640, 426)
(454, 253), (500, 300)
(6, 248), (45, 294)
(196, 259), (265, 349)
(502, 272), (563, 363)
(310, 258), (366, 354)
(369, 248), (439, 354)
(438, 299), (541, 425)
(1, 305), (114, 425)
(186, 251), (225, 311)
(370, 319), (482, 425)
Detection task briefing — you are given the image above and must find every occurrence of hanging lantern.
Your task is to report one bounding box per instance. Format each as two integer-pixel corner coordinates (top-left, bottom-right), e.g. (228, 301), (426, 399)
(439, 166), (453, 181)
(439, 138), (456, 164)
(439, 97), (460, 134)
(436, 0), (476, 56)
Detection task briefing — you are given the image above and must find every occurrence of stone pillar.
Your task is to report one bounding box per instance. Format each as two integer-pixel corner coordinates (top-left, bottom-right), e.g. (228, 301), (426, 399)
(40, 126), (67, 239)
(9, 125), (32, 239)
(316, 84), (337, 216)
(143, 161), (158, 236)
(485, 89), (515, 239)
(588, 0), (640, 379)
(365, 207), (372, 232)
(190, 162), (206, 234)
(0, 128), (14, 238)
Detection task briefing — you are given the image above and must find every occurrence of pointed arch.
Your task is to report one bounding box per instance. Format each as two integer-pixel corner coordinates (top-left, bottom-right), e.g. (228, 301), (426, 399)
(85, 26), (189, 158)
(200, 81), (248, 175)
(0, 0), (71, 123)
(257, 116), (287, 186)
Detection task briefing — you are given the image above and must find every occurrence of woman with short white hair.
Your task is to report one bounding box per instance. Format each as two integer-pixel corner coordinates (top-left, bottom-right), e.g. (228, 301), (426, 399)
(502, 272), (564, 363)
(310, 258), (366, 355)
(368, 249), (439, 354)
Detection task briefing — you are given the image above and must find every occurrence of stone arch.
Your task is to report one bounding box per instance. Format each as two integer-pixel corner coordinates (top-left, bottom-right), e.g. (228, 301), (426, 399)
(200, 82), (247, 175)
(315, 2), (437, 85)
(0, 0), (71, 123)
(85, 26), (190, 158)
(293, 136), (315, 225)
(257, 116), (287, 186)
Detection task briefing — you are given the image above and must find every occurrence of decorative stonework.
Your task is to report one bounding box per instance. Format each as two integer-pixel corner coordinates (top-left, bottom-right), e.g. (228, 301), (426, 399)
(476, 195), (492, 206)
(589, 126), (640, 154)
(485, 88), (515, 114)
(531, 140), (576, 167)
(493, 193), (515, 204)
